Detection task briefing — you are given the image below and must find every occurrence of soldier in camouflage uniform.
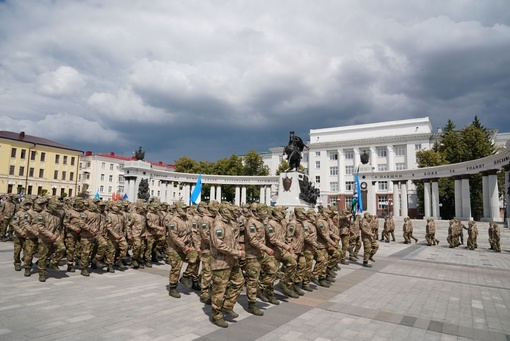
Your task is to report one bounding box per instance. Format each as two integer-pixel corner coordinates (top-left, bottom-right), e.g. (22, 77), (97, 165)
(447, 219), (461, 248)
(244, 204), (272, 315)
(338, 209), (352, 265)
(360, 212), (378, 268)
(463, 220), (478, 250)
(166, 202), (199, 298)
(403, 216), (418, 244)
(489, 222), (501, 252)
(197, 201), (218, 304)
(90, 201), (112, 271)
(425, 218), (439, 246)
(188, 205), (203, 291)
(209, 203), (245, 328)
(78, 201), (100, 276)
(145, 203), (165, 268)
(34, 198), (60, 282)
(11, 199), (34, 271)
(46, 198), (66, 272)
(106, 202), (129, 270)
(303, 210), (327, 289)
(319, 207), (341, 279)
(63, 199), (86, 272)
(126, 202), (147, 269)
(0, 194), (18, 241)
(348, 214), (362, 261)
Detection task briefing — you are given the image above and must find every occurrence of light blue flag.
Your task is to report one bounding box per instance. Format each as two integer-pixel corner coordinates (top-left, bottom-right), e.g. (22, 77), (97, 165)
(94, 190), (100, 200)
(190, 174), (202, 205)
(122, 193), (128, 201)
(354, 172), (363, 214)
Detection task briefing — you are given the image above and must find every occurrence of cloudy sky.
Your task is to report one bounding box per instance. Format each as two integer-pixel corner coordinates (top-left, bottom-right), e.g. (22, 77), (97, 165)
(1, 0), (509, 163)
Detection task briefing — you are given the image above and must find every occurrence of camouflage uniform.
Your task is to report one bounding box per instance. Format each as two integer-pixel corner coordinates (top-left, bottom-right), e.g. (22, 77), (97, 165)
(47, 199), (66, 271)
(489, 222), (501, 252)
(303, 211), (327, 288)
(425, 218), (439, 246)
(361, 213), (378, 267)
(106, 203), (129, 270)
(257, 206), (280, 304)
(10, 200), (34, 271)
(287, 209), (305, 294)
(348, 215), (362, 260)
(198, 201), (218, 303)
(126, 204), (147, 268)
(145, 204), (165, 267)
(403, 217), (418, 244)
(318, 208), (341, 276)
(382, 216), (395, 243)
(209, 204), (244, 328)
(0, 194), (18, 241)
(78, 202), (100, 276)
(338, 210), (352, 264)
(35, 199), (60, 282)
(463, 221), (478, 250)
(447, 219), (461, 248)
(63, 200), (86, 272)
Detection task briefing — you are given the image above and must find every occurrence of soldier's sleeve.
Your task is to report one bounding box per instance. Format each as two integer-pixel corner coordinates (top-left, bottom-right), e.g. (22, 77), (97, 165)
(167, 220), (187, 250)
(267, 222), (287, 252)
(246, 221), (271, 253)
(303, 225), (320, 249)
(37, 214), (55, 239)
(11, 213), (23, 234)
(210, 224), (238, 257)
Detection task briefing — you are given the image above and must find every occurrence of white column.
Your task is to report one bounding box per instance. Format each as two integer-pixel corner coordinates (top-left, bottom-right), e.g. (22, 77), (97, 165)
(431, 179), (440, 219)
(353, 148), (360, 170)
(210, 185), (216, 202)
(367, 181), (377, 214)
(265, 186), (272, 205)
(241, 186), (247, 205)
(482, 172), (489, 218)
(454, 177), (462, 219)
(216, 186), (222, 202)
(461, 175), (471, 220)
(337, 149), (344, 192)
(235, 186), (241, 206)
(183, 184), (191, 204)
(423, 180), (431, 218)
(392, 181), (400, 217)
(401, 180), (408, 217)
(370, 147), (377, 167)
(488, 170), (500, 220)
(259, 186), (265, 203)
(132, 177), (139, 202)
(387, 146), (395, 171)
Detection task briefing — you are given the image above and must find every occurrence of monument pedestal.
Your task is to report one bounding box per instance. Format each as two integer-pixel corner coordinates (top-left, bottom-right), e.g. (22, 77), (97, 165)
(275, 171), (314, 209)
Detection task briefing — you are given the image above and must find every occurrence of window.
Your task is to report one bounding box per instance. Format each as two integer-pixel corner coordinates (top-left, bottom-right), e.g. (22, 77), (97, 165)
(20, 149), (26, 159)
(108, 186), (112, 194)
(330, 196), (338, 206)
(315, 176), (320, 184)
(100, 174), (105, 181)
(54, 170), (58, 180)
(396, 163), (406, 170)
(315, 151), (321, 157)
(345, 196), (353, 209)
(330, 182), (339, 191)
(345, 181), (354, 191)
(378, 181), (388, 191)
(70, 172), (74, 181)
(415, 144), (422, 150)
(101, 162), (106, 169)
(40, 152), (46, 162)
(11, 148), (16, 158)
(62, 171), (66, 180)
(394, 145), (406, 156)
(30, 150), (36, 160)
(29, 167), (35, 177)
(330, 166), (338, 176)
(63, 155), (68, 165)
(344, 150), (354, 159)
(71, 157), (75, 166)
(345, 165), (354, 175)
(377, 147), (387, 158)
(19, 166), (25, 176)
(100, 185), (104, 193)
(378, 164), (388, 172)
(55, 154), (60, 164)
(110, 164), (114, 170)
(119, 175), (124, 182)
(315, 161), (320, 169)
(9, 165), (15, 175)
(39, 169), (44, 178)
(109, 175), (113, 182)
(329, 152), (338, 161)
(378, 195), (388, 209)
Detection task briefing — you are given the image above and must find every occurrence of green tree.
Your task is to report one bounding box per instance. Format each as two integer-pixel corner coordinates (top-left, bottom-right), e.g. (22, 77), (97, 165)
(174, 157), (200, 173)
(275, 159), (305, 175)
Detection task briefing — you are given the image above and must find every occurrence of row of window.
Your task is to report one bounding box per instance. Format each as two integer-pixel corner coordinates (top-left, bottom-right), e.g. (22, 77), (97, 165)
(323, 145), (414, 161)
(326, 181), (389, 192)
(8, 166), (75, 181)
(10, 148), (76, 165)
(317, 163), (407, 172)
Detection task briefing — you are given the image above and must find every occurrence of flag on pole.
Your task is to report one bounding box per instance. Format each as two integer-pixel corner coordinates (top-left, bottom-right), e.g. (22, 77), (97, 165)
(94, 190), (100, 200)
(122, 193), (128, 201)
(190, 173), (202, 205)
(352, 171), (363, 215)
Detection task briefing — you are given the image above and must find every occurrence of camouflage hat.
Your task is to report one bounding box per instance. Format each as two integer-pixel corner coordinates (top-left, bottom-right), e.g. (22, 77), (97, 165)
(22, 199), (33, 205)
(98, 201), (107, 206)
(35, 198), (48, 205)
(294, 207), (305, 215)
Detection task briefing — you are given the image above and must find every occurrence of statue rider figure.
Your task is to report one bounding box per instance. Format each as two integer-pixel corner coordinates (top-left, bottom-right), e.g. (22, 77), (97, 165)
(284, 131), (307, 171)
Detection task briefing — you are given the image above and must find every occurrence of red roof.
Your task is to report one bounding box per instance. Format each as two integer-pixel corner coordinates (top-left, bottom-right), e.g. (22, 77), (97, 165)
(89, 152), (175, 169)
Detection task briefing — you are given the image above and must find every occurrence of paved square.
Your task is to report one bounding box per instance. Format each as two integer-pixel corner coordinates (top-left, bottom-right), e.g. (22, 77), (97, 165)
(0, 219), (509, 341)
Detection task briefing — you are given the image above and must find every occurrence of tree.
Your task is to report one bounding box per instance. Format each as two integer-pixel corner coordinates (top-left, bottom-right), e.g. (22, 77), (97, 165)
(174, 157), (200, 173)
(242, 150), (270, 176)
(138, 178), (150, 201)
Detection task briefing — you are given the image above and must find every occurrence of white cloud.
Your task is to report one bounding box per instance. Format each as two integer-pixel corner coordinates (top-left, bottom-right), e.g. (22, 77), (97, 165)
(36, 66), (85, 96)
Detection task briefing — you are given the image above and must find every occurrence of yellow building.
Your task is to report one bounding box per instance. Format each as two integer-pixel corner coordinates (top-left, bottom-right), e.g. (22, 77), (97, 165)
(0, 131), (83, 197)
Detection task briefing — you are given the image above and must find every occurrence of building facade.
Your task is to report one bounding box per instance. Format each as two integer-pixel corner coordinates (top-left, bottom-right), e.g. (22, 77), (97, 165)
(0, 131), (82, 197)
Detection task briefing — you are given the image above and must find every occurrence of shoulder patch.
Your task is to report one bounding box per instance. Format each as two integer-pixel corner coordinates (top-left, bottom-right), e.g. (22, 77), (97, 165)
(13, 215), (18, 221)
(289, 225), (294, 232)
(249, 225), (255, 233)
(169, 223), (175, 231)
(319, 223), (324, 228)
(201, 223), (207, 230)
(268, 227), (274, 233)
(38, 215), (43, 222)
(304, 225), (309, 232)
(192, 222), (197, 228)
(215, 229), (223, 237)
(81, 213), (86, 220)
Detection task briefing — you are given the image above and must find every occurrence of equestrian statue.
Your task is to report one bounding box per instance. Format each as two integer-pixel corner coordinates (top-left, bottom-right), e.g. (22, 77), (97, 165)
(284, 131), (308, 171)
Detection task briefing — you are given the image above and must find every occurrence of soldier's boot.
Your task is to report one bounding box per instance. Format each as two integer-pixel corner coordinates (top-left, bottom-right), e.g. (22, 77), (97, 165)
(116, 260), (127, 270)
(247, 302), (264, 316)
(266, 291), (280, 305)
(326, 275), (336, 283)
(14, 264), (21, 271)
(168, 286), (181, 298)
(24, 268), (31, 277)
(369, 256), (376, 262)
(144, 260), (152, 268)
(211, 318), (228, 328)
(414, 238), (418, 243)
(292, 283), (305, 296)
(277, 282), (299, 298)
(131, 260), (139, 269)
(318, 279), (331, 287)
(257, 288), (269, 302)
(107, 264), (115, 273)
(179, 276), (192, 289)
(302, 284), (313, 292)
(223, 309), (239, 318)
(39, 273), (46, 282)
(363, 261), (372, 268)
(349, 255), (357, 261)
(139, 262), (145, 269)
(49, 264), (61, 272)
(81, 268), (90, 277)
(92, 258), (104, 269)
(200, 296), (212, 305)
(192, 280), (201, 291)
(340, 259), (349, 265)
(67, 264), (75, 272)
(327, 268), (336, 277)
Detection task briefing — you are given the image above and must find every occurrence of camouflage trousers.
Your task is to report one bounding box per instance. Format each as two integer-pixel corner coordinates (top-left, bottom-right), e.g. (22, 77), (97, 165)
(340, 234), (350, 261)
(301, 250), (314, 286)
(294, 253), (306, 284)
(466, 235), (477, 250)
(276, 251), (297, 287)
(349, 234), (361, 258)
(258, 253), (278, 292)
(107, 236), (128, 264)
(37, 241), (53, 275)
(131, 236), (145, 262)
(199, 252), (212, 300)
(425, 233), (439, 246)
(65, 232), (80, 266)
(92, 235), (110, 263)
(0, 218), (11, 238)
(311, 248), (329, 280)
(363, 238), (379, 262)
(23, 238), (38, 269)
(447, 235), (460, 248)
(13, 233), (25, 266)
(167, 248), (198, 286)
(144, 235), (156, 262)
(79, 238), (95, 269)
(244, 257), (262, 303)
(50, 236), (66, 267)
(211, 265), (244, 321)
(403, 232), (418, 243)
(327, 245), (341, 270)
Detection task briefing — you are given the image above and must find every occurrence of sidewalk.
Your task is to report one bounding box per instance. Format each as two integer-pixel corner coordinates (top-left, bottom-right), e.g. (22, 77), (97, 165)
(0, 220), (509, 341)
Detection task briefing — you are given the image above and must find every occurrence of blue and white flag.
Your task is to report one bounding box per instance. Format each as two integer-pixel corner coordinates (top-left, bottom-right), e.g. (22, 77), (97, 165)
(122, 193), (128, 201)
(93, 190), (100, 200)
(190, 173), (202, 205)
(352, 171), (363, 215)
